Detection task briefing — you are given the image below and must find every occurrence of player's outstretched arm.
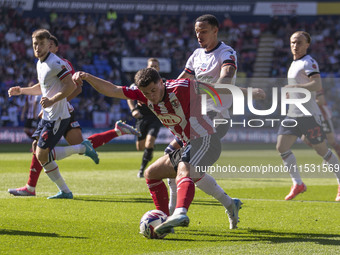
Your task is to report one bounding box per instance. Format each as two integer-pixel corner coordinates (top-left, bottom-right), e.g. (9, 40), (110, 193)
(73, 71), (127, 99)
(8, 83), (41, 97)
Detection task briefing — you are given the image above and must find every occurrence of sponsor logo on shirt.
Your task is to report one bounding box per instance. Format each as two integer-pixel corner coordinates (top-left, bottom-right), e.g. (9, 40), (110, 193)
(200, 63), (207, 72)
(158, 113), (182, 126)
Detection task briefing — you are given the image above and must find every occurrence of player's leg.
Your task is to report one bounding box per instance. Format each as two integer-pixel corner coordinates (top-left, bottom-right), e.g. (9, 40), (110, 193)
(57, 114), (98, 164)
(194, 173), (242, 229)
(136, 118), (148, 177)
(35, 118), (73, 199)
(35, 146), (72, 199)
(165, 162), (194, 228)
(137, 134), (156, 178)
(277, 119), (306, 200)
(144, 154), (177, 216)
(326, 132), (340, 159)
(190, 133), (242, 229)
(8, 140), (42, 196)
(277, 134), (305, 200)
(320, 117), (340, 158)
(48, 140), (98, 164)
(312, 141), (340, 201)
(164, 137), (183, 215)
(88, 120), (140, 149)
(304, 117), (340, 201)
(154, 160), (193, 235)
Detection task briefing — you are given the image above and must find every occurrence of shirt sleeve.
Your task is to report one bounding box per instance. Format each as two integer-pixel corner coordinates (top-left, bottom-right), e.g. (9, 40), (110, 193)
(220, 49), (237, 70)
(63, 58), (76, 75)
(184, 51), (196, 75)
(122, 86), (147, 104)
(304, 57), (320, 77)
(53, 58), (71, 81)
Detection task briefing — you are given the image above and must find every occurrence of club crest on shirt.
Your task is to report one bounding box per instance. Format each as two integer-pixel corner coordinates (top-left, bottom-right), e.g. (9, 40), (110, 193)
(230, 55), (236, 61)
(171, 99), (180, 108)
(200, 63), (207, 72)
(312, 64), (317, 69)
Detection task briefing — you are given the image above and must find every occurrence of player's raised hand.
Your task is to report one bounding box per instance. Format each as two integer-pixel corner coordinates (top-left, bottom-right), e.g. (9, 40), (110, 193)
(8, 86), (21, 97)
(72, 71), (88, 86)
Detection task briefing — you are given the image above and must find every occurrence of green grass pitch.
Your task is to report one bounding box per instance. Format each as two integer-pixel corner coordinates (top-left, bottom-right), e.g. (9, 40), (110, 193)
(0, 144), (339, 254)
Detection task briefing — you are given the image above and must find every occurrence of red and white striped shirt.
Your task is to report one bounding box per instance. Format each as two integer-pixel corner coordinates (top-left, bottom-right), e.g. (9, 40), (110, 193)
(26, 94), (41, 119)
(123, 79), (215, 145)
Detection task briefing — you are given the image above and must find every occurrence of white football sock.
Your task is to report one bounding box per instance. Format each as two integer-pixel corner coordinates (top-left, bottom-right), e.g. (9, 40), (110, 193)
(26, 184), (35, 192)
(167, 178), (177, 215)
(52, 144), (85, 161)
(281, 150), (302, 185)
(323, 149), (340, 185)
(195, 174), (232, 209)
(44, 161), (71, 193)
(173, 207), (187, 215)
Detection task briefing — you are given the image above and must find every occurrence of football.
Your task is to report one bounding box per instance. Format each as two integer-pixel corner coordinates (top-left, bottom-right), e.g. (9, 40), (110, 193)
(139, 210), (168, 239)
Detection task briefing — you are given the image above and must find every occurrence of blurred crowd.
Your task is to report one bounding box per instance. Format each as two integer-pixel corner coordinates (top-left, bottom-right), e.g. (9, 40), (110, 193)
(1, 4), (340, 128)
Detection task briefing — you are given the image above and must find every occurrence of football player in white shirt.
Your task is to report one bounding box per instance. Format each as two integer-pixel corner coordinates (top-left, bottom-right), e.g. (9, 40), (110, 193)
(277, 31), (340, 201)
(8, 34), (139, 198)
(165, 14), (265, 229)
(8, 29), (99, 199)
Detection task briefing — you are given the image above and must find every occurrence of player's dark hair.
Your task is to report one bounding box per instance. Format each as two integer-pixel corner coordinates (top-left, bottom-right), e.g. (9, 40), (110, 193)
(293, 31), (311, 44)
(195, 14), (219, 28)
(134, 68), (161, 88)
(50, 35), (59, 47)
(32, 29), (51, 40)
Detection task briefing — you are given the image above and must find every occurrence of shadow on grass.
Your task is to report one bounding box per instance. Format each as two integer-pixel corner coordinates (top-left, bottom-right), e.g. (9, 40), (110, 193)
(74, 196), (154, 204)
(0, 229), (88, 239)
(167, 228), (340, 245)
(74, 197), (223, 207)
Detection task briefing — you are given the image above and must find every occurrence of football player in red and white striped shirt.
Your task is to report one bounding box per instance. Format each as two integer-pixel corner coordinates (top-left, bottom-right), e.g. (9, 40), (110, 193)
(73, 67), (225, 234)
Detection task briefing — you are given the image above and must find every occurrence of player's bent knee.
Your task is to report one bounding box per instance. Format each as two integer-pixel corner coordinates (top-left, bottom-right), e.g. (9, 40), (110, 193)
(276, 144), (284, 153)
(35, 149), (50, 166)
(144, 166), (152, 179)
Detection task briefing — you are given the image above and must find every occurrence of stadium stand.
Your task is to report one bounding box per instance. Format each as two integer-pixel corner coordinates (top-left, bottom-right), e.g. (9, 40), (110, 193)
(1, 3), (340, 129)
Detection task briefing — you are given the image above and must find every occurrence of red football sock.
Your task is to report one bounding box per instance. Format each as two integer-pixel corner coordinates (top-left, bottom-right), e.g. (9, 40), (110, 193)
(146, 179), (170, 216)
(176, 177), (195, 210)
(27, 154), (43, 187)
(87, 129), (118, 149)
